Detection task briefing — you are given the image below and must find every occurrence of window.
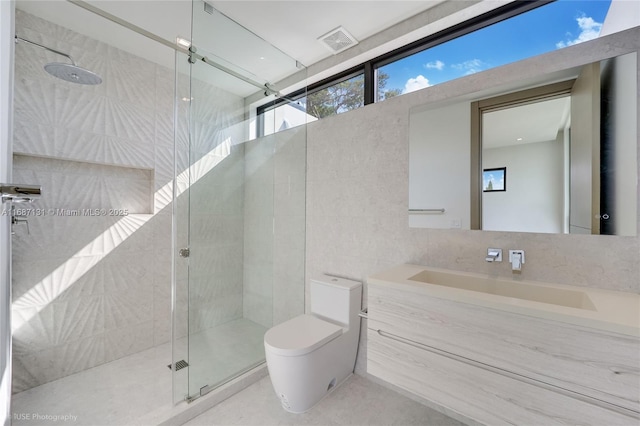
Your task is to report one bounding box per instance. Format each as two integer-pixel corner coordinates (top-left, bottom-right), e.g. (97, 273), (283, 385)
(306, 73), (364, 119)
(260, 99), (309, 136)
(259, 0), (613, 135)
(376, 0), (611, 100)
(258, 68), (364, 137)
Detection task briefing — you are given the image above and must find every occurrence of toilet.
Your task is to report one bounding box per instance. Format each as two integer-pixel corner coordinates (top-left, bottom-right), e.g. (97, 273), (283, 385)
(264, 274), (362, 413)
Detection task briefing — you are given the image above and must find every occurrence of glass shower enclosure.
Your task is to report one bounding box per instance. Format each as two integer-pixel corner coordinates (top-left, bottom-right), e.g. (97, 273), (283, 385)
(172, 1), (307, 402)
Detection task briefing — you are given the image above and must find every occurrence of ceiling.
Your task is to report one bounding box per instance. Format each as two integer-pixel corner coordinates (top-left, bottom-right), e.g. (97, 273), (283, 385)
(210, 1), (446, 67)
(483, 96), (571, 150)
(15, 1), (184, 70)
(15, 0), (448, 96)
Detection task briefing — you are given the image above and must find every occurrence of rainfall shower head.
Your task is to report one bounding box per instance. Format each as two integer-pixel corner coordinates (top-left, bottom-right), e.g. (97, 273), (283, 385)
(15, 35), (102, 85)
(44, 63), (102, 85)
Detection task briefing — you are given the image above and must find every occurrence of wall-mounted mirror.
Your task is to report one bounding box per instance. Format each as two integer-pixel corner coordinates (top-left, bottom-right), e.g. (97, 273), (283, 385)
(409, 52), (637, 236)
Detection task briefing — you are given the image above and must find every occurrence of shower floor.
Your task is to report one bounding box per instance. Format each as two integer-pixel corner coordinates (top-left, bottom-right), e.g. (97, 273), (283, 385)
(178, 318), (268, 397)
(10, 318), (268, 426)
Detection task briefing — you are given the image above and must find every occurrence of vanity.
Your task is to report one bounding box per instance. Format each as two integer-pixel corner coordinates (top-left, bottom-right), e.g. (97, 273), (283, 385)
(367, 264), (640, 425)
(380, 25), (640, 425)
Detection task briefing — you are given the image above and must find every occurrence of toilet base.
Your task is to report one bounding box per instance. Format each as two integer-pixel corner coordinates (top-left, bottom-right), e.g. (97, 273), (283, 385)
(265, 331), (358, 414)
(277, 373), (352, 414)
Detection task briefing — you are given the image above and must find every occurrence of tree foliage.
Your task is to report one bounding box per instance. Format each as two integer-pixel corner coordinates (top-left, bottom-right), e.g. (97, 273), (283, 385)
(306, 71), (401, 119)
(378, 72), (402, 100)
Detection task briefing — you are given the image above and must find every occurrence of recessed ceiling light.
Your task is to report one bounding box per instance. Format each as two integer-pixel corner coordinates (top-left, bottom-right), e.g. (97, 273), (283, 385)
(516, 137), (523, 141)
(176, 37), (191, 49)
(181, 97), (193, 102)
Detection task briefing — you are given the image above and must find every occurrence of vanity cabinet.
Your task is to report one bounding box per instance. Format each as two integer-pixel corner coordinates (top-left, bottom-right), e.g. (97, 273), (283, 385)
(367, 280), (640, 425)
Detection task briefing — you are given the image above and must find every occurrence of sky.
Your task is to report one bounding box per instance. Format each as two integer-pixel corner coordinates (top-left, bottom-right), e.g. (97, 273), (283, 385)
(379, 0), (613, 96)
(483, 169), (505, 192)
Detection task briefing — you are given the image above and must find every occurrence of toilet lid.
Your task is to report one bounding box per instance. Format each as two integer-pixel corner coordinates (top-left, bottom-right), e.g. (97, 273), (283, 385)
(264, 314), (343, 356)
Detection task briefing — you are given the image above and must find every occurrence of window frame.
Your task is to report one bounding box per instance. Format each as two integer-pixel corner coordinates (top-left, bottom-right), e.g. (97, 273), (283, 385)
(257, 64), (365, 136)
(257, 0), (554, 133)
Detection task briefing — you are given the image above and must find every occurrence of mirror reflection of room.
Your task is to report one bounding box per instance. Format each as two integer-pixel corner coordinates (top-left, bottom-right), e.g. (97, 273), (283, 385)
(480, 53), (637, 236)
(408, 52), (637, 237)
(482, 96), (570, 233)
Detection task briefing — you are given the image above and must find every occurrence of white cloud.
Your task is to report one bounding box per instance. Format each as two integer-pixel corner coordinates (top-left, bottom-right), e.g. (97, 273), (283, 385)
(451, 59), (485, 75)
(556, 15), (603, 48)
(425, 60), (445, 70)
(404, 75), (431, 93)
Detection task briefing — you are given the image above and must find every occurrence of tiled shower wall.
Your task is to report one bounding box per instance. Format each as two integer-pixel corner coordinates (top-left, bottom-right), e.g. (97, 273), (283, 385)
(12, 9), (270, 394)
(11, 10), (175, 393)
(12, 7), (307, 395)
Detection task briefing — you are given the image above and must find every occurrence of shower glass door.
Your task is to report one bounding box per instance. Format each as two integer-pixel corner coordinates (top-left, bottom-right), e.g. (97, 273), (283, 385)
(186, 48), (267, 398)
(173, 0), (307, 403)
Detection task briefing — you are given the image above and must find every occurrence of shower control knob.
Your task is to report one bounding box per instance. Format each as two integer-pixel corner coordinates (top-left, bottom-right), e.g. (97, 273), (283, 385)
(11, 216), (30, 235)
(179, 248), (190, 258)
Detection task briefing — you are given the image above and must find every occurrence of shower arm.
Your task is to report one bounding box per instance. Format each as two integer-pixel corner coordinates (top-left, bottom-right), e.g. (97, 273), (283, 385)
(15, 36), (77, 66)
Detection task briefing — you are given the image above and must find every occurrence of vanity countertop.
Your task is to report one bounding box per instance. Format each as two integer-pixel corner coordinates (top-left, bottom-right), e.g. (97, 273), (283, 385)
(369, 264), (640, 337)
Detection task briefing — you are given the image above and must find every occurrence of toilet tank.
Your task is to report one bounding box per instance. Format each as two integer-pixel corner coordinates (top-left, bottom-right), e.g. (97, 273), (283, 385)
(310, 275), (362, 326)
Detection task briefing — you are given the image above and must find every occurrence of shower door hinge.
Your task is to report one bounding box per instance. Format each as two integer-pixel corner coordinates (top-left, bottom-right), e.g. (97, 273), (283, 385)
(179, 248), (190, 258)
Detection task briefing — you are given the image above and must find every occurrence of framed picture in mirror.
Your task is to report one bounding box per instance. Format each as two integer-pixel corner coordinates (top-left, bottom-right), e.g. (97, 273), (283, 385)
(483, 167), (506, 192)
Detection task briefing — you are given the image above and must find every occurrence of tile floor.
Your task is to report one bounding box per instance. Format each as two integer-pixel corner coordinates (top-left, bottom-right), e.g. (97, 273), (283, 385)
(11, 341), (173, 426)
(11, 315), (465, 426)
(10, 318), (267, 426)
(184, 374), (465, 426)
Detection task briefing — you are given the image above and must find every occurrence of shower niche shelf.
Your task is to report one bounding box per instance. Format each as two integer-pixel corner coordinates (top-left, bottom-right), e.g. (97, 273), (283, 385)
(13, 154), (154, 214)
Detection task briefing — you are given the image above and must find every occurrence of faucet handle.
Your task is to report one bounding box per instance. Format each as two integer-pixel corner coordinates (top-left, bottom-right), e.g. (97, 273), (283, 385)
(486, 248), (502, 262)
(11, 216), (30, 235)
(509, 250), (525, 272)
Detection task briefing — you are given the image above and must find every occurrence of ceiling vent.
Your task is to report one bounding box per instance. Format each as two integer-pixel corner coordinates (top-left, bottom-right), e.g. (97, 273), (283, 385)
(318, 26), (359, 55)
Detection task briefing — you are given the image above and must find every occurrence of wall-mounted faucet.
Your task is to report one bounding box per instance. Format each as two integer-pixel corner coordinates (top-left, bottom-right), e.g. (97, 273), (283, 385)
(1, 183), (41, 203)
(509, 250), (525, 272)
(486, 248), (502, 262)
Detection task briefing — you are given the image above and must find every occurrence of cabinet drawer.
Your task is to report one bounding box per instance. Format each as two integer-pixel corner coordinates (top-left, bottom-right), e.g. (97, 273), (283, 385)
(369, 282), (640, 412)
(368, 330), (638, 426)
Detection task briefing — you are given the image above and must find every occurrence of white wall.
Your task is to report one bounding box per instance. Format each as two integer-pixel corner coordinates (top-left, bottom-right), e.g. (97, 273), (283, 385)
(409, 102), (470, 229)
(483, 139), (564, 233)
(601, 0), (640, 36)
(0, 2), (15, 423)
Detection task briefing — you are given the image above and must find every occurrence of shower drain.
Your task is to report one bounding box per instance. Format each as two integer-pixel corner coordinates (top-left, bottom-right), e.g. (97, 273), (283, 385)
(167, 360), (189, 371)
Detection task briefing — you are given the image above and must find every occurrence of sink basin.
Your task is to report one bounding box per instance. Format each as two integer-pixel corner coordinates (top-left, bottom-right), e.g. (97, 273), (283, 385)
(408, 269), (596, 311)
(368, 264), (640, 336)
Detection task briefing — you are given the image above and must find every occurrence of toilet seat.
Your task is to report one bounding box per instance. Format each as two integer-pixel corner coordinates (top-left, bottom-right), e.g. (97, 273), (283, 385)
(264, 314), (342, 356)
